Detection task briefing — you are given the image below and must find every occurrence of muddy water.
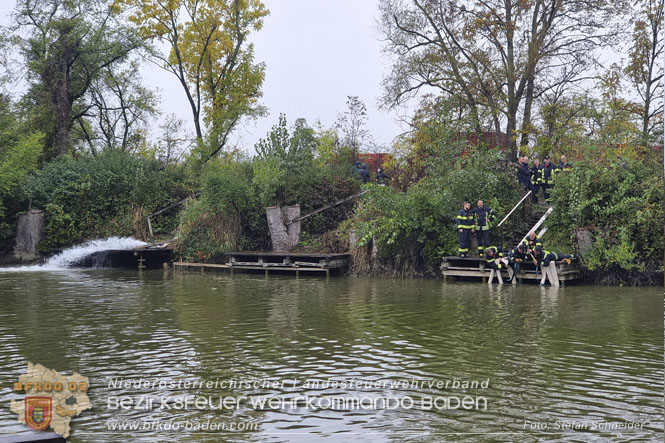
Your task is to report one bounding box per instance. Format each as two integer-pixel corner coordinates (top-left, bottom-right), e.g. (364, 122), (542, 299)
(0, 270), (662, 441)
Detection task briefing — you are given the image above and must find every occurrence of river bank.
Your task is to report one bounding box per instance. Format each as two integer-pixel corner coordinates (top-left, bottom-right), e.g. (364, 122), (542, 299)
(2, 242), (661, 286)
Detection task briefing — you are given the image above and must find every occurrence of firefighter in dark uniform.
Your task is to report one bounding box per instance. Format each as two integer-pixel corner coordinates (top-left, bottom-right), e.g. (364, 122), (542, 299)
(521, 231), (543, 253)
(517, 155), (532, 191)
(508, 243), (528, 282)
(376, 167), (391, 185)
(351, 161), (363, 179)
(542, 156), (555, 203)
(456, 201), (475, 257)
(360, 164), (369, 184)
(484, 246), (507, 270)
(530, 158), (543, 203)
(532, 245), (573, 267)
(473, 200), (498, 257)
(556, 154), (573, 173)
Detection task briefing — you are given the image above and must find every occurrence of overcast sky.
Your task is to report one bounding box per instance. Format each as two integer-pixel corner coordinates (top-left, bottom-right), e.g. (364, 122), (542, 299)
(0, 0), (407, 154)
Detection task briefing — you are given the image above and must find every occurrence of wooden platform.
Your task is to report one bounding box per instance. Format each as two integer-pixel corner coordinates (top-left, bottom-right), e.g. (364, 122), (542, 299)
(440, 256), (580, 283)
(174, 252), (350, 276)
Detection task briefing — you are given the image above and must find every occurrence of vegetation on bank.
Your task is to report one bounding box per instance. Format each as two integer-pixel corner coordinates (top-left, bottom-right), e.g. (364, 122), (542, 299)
(350, 102), (522, 276)
(22, 151), (189, 250)
(0, 0), (662, 286)
(346, 98), (665, 282)
(547, 149), (664, 283)
(176, 116), (360, 262)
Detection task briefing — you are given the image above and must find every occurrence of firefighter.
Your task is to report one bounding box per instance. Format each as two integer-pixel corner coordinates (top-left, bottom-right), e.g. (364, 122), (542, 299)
(521, 231), (543, 253)
(360, 164), (369, 184)
(473, 200), (498, 256)
(508, 243), (529, 283)
(485, 246), (508, 270)
(542, 156), (555, 202)
(456, 201), (475, 257)
(530, 158), (543, 203)
(517, 155), (532, 191)
(532, 245), (574, 267)
(376, 167), (391, 185)
(556, 154), (573, 173)
(351, 160), (363, 179)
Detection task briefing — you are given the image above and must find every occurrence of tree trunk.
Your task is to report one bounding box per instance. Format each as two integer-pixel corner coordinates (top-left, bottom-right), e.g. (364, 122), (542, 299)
(12, 209), (45, 263)
(44, 35), (76, 156)
(265, 205), (301, 252)
(642, 73), (653, 147)
(504, 0), (519, 160)
(505, 106), (519, 160)
(520, 77), (535, 148)
(52, 78), (72, 156)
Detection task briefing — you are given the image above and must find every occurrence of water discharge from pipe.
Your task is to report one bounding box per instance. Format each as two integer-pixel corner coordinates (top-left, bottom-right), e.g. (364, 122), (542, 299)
(0, 237), (146, 272)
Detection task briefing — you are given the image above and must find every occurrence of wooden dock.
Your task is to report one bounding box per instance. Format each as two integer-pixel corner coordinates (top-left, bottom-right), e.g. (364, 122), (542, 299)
(174, 252), (350, 277)
(440, 256), (580, 284)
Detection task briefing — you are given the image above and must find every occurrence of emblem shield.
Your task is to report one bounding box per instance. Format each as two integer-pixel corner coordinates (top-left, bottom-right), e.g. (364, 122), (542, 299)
(25, 397), (52, 431)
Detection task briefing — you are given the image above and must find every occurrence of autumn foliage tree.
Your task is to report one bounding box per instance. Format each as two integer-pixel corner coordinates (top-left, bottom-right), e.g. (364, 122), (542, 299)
(625, 0), (664, 145)
(335, 96), (371, 158)
(112, 0), (269, 161)
(378, 0), (622, 158)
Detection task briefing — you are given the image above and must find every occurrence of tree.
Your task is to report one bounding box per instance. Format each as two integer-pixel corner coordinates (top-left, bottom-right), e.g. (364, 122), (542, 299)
(14, 0), (141, 158)
(79, 61), (159, 153)
(335, 95), (370, 157)
(625, 0), (664, 145)
(591, 66), (641, 145)
(113, 0), (268, 160)
(255, 114), (316, 170)
(155, 114), (192, 165)
(378, 0), (620, 158)
(534, 88), (590, 153)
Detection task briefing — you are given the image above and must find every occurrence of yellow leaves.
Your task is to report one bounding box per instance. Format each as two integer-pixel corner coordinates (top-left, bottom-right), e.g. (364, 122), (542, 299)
(114, 0), (269, 144)
(112, 0), (177, 39)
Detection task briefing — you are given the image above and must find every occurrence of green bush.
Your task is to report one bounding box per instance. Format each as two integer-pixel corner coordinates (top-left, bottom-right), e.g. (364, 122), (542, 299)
(546, 156), (664, 272)
(39, 204), (76, 250)
(18, 150), (188, 248)
(0, 111), (43, 250)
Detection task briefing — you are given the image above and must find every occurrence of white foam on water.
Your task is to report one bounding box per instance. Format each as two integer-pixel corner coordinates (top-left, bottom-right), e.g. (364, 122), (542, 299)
(0, 237), (146, 272)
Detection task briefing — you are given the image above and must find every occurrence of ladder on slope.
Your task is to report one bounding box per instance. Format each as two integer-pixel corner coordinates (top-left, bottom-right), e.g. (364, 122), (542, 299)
(519, 207), (553, 247)
(497, 189), (554, 248)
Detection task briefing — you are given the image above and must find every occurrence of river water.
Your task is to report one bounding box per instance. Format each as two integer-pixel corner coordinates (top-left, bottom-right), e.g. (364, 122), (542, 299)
(0, 270), (662, 442)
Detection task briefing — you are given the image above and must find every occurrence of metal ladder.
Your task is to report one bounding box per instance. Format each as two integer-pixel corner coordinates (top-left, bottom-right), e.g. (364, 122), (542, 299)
(519, 207), (553, 246)
(497, 190), (553, 248)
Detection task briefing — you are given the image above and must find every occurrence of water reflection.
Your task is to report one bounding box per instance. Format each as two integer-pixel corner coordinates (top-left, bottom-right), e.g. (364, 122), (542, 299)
(0, 271), (662, 442)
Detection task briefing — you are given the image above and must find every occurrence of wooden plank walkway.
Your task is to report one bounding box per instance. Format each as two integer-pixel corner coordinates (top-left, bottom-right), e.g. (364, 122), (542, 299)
(174, 252), (350, 277)
(440, 256), (580, 284)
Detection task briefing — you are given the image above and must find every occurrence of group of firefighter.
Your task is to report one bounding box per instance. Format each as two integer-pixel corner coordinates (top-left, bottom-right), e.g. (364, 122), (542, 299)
(483, 233), (575, 285)
(456, 198), (575, 285)
(517, 154), (573, 204)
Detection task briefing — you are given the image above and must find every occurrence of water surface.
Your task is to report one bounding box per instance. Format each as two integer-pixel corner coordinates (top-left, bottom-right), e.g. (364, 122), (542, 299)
(0, 270), (662, 441)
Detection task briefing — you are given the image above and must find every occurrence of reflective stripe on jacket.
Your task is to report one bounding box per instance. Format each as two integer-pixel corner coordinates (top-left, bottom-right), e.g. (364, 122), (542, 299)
(521, 235), (543, 249)
(509, 248), (528, 263)
(474, 206), (497, 231)
(530, 166), (543, 184)
(484, 246), (503, 263)
(457, 209), (475, 229)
